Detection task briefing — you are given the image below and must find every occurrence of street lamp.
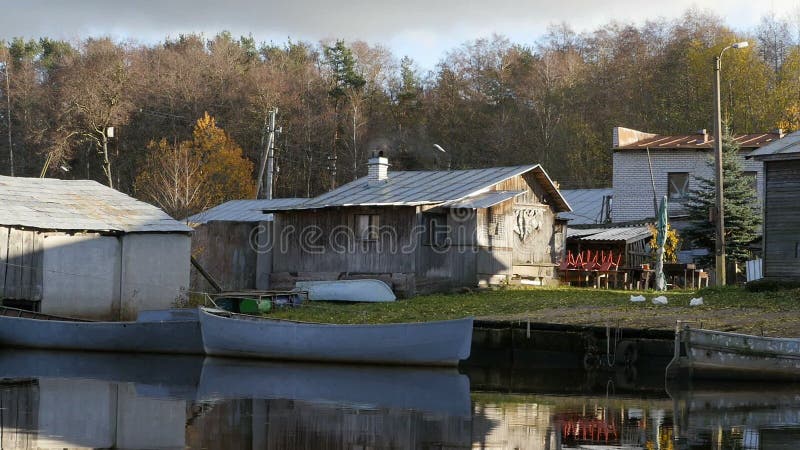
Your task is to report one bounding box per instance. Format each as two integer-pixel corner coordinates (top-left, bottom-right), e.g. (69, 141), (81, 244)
(713, 41), (748, 286)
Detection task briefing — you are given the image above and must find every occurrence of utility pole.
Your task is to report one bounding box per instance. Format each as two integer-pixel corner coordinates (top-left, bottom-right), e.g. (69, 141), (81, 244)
(255, 108), (279, 199)
(4, 59), (13, 176)
(712, 41), (748, 286)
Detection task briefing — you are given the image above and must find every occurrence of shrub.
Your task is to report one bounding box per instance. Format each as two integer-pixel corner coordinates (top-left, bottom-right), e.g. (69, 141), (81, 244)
(745, 279), (800, 292)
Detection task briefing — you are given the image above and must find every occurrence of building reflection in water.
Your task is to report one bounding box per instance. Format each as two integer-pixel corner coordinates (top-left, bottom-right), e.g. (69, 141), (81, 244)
(2, 350), (800, 449)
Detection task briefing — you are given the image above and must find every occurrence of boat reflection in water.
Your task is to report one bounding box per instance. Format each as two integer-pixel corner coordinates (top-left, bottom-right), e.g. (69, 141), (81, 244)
(669, 380), (800, 449)
(0, 349), (472, 449)
(5, 349), (800, 449)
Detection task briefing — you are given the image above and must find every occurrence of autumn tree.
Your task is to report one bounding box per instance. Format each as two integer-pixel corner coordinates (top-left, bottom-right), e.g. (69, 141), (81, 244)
(135, 113), (254, 218)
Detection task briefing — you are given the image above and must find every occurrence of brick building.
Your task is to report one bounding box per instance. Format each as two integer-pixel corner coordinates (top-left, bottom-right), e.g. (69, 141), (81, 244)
(611, 127), (782, 228)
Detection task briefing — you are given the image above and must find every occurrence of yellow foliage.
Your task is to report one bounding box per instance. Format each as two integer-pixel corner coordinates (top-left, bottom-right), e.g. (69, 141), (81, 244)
(649, 224), (680, 263)
(135, 112), (254, 218)
(777, 103), (800, 133)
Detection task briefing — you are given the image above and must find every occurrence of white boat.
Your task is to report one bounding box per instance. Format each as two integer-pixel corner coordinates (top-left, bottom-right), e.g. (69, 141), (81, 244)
(295, 279), (396, 302)
(0, 306), (204, 355)
(666, 323), (800, 380)
(198, 307), (473, 366)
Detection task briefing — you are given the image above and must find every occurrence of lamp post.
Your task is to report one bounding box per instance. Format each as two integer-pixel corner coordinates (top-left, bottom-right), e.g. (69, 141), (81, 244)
(713, 41), (748, 286)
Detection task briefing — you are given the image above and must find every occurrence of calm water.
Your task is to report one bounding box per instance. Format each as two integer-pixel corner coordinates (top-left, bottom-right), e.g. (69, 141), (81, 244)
(1, 350), (799, 449)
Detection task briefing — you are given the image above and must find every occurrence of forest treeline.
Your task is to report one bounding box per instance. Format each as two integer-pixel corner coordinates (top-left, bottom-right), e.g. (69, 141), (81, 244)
(2, 9), (800, 210)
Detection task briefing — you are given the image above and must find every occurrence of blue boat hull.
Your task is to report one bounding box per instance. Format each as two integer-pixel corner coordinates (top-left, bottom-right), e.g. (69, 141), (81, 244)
(199, 307), (473, 366)
(0, 308), (204, 355)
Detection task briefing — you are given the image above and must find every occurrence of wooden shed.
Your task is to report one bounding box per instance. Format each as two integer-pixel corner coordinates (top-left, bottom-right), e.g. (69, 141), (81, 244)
(0, 176), (192, 320)
(265, 156), (571, 295)
(749, 132), (800, 281)
(186, 198), (305, 292)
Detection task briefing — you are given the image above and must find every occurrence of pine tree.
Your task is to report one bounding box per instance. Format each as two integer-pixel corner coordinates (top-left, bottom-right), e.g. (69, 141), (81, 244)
(683, 131), (762, 268)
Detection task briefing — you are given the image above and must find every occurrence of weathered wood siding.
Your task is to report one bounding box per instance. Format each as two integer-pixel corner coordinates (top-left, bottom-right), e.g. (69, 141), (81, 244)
(0, 226), (43, 301)
(475, 173), (561, 284)
(272, 207), (417, 274)
(764, 160), (800, 280)
(416, 209), (478, 290)
(191, 221), (260, 292)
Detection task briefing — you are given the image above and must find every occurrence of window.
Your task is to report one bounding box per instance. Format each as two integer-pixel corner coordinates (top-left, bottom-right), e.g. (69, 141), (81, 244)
(424, 213), (449, 248)
(668, 172), (690, 200)
(355, 214), (380, 241)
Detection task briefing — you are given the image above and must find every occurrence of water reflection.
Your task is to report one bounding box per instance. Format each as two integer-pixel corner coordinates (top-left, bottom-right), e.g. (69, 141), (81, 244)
(2, 349), (800, 449)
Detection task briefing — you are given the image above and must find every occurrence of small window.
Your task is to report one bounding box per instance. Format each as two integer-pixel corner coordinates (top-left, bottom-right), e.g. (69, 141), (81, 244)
(668, 172), (690, 200)
(355, 214), (380, 241)
(424, 214), (449, 248)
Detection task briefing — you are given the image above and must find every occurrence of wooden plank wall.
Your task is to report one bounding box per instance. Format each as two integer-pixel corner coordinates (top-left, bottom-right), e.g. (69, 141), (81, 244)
(191, 221), (259, 292)
(764, 160), (800, 279)
(479, 173), (560, 267)
(0, 381), (39, 449)
(0, 226), (44, 300)
(272, 206), (417, 274)
(0, 226), (8, 297)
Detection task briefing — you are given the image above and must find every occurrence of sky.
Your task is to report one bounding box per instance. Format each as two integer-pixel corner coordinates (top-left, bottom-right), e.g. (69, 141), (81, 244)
(0, 0), (797, 68)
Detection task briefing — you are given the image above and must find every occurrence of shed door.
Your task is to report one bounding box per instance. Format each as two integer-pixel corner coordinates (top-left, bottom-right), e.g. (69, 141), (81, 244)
(0, 227), (43, 306)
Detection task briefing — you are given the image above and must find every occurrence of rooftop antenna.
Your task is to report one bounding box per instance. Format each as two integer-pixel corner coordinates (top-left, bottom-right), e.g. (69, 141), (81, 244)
(432, 144), (450, 170)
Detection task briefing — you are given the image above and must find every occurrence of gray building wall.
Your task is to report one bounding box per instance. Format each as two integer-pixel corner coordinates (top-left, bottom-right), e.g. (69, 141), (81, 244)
(763, 159), (800, 280)
(41, 233), (121, 319)
(120, 233), (190, 320)
(612, 149), (763, 223)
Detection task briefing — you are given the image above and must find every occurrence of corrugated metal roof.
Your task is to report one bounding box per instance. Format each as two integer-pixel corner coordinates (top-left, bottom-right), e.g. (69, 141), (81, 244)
(558, 188), (612, 225)
(0, 176), (192, 233)
(749, 130), (800, 159)
(615, 132), (782, 150)
(441, 191), (525, 209)
(566, 228), (607, 238)
(187, 198), (306, 224)
(573, 226), (652, 243)
(265, 165), (571, 213)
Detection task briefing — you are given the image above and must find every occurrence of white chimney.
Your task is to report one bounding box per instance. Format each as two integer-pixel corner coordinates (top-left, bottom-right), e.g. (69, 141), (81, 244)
(367, 151), (389, 185)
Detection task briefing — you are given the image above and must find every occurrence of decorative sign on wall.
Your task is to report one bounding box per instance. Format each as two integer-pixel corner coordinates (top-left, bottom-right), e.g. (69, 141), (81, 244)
(514, 209), (541, 241)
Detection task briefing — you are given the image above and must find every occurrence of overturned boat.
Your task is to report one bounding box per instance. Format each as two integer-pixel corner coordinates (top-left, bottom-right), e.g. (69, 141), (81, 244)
(295, 279), (396, 302)
(198, 307), (473, 366)
(0, 306), (204, 355)
(666, 322), (800, 381)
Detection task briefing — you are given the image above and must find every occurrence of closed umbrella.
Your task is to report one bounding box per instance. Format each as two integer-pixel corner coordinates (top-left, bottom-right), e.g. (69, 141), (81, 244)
(654, 195), (668, 291)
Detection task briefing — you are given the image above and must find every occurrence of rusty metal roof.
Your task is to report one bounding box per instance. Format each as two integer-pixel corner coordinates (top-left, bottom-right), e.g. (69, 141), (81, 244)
(264, 165), (571, 213)
(187, 198), (306, 224)
(614, 132), (782, 150)
(749, 130), (800, 160)
(0, 176), (192, 233)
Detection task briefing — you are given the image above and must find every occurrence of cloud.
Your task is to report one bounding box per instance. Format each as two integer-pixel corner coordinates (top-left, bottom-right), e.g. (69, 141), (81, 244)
(1, 0), (796, 67)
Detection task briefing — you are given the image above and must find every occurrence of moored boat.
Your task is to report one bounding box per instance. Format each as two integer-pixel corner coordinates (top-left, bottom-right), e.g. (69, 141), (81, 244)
(198, 307), (473, 366)
(0, 306), (204, 355)
(295, 279), (396, 302)
(666, 322), (800, 381)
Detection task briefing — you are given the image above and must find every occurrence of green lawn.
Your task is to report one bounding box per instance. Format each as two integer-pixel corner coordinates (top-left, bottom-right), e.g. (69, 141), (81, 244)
(269, 286), (800, 336)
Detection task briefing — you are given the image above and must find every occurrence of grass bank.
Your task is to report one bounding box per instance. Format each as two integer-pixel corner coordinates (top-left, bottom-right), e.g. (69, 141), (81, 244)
(269, 286), (800, 337)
